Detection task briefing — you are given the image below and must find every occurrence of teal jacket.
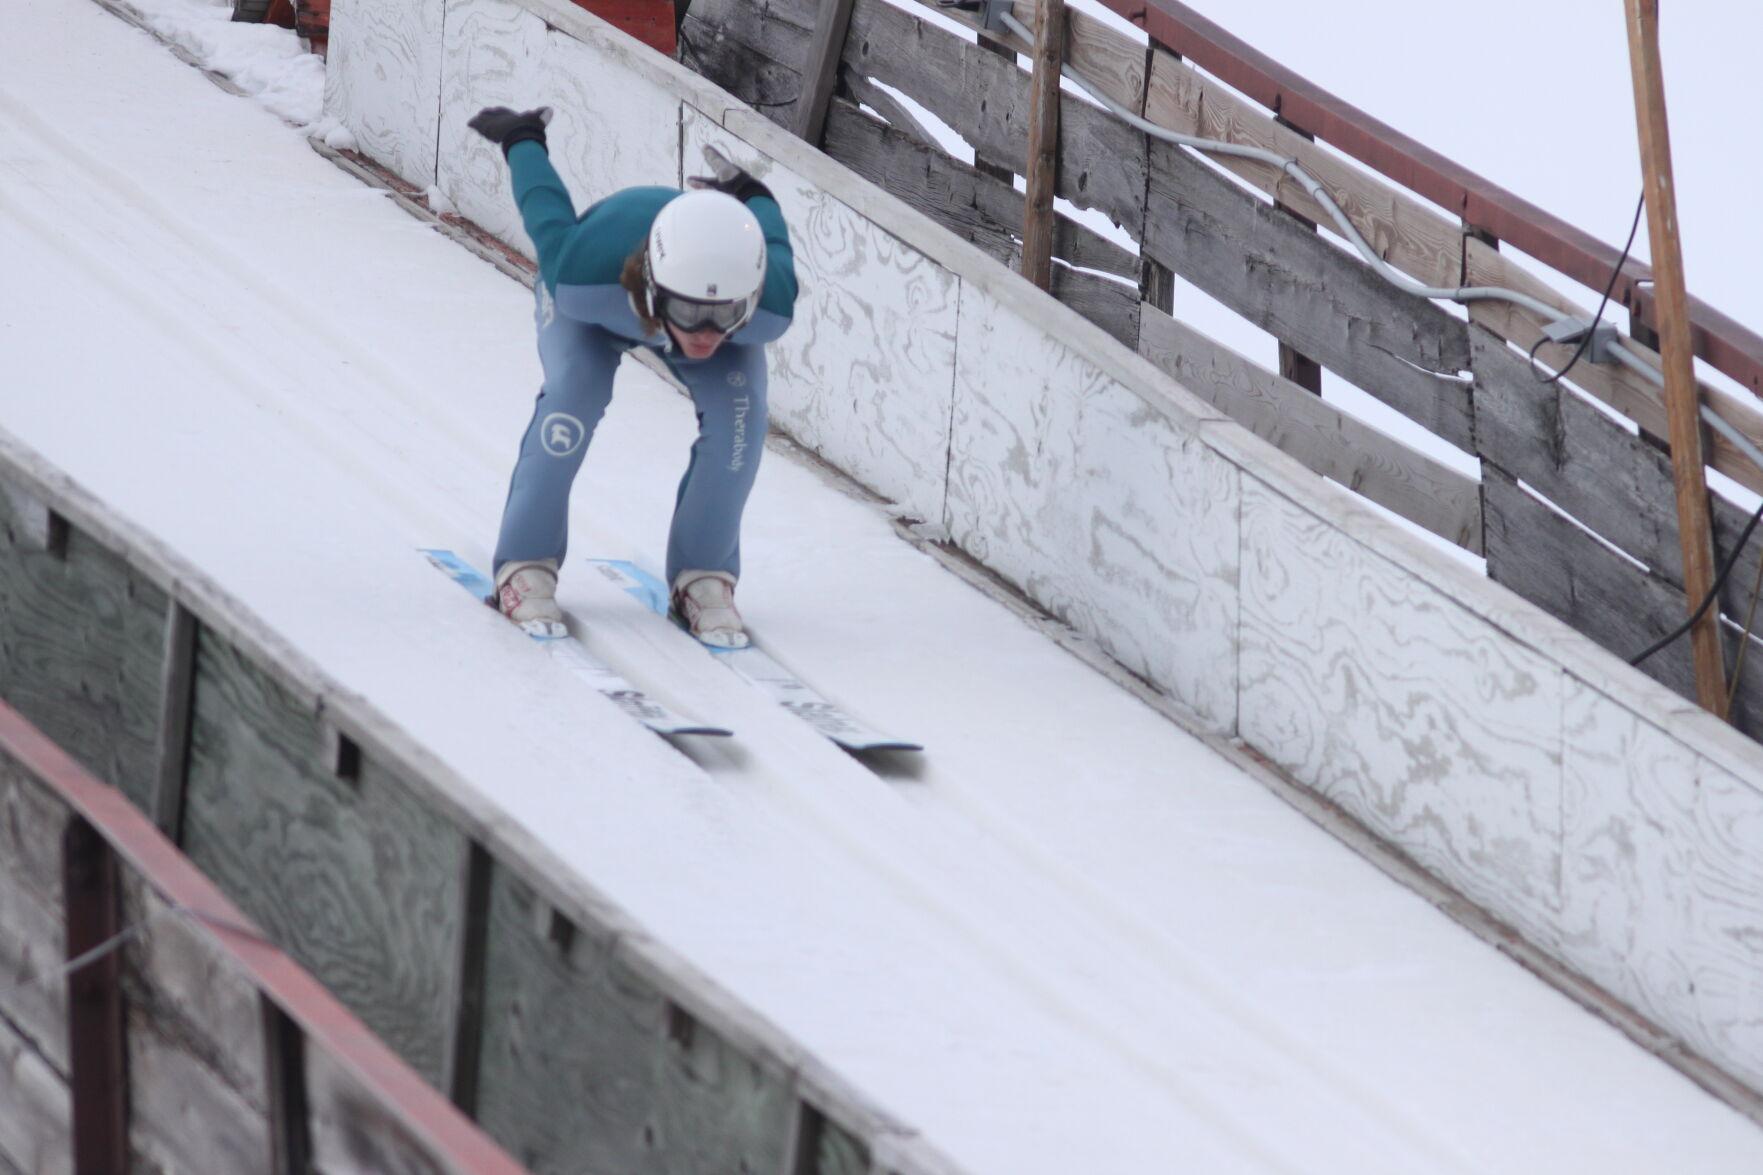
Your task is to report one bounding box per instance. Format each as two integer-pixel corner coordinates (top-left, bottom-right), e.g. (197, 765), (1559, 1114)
(507, 140), (798, 347)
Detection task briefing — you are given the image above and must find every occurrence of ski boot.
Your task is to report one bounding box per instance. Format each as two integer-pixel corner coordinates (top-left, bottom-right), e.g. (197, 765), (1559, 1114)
(494, 559), (567, 638)
(670, 570), (749, 649)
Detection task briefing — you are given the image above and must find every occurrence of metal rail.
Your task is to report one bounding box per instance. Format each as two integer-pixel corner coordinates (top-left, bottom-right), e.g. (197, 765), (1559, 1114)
(1093, 0), (1763, 397)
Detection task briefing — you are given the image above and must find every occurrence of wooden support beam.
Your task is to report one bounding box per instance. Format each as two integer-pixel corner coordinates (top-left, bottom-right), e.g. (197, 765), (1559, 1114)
(1020, 0), (1065, 290)
(443, 838), (494, 1116)
(793, 0), (857, 145)
(150, 601), (197, 843)
(1625, 0), (1728, 718)
(262, 996), (313, 1175)
(64, 817), (129, 1175)
(1273, 115), (1323, 396)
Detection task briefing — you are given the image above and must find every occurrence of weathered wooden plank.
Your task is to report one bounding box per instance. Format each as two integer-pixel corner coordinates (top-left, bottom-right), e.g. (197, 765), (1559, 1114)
(843, 71), (938, 150)
(1482, 465), (1763, 737)
(179, 634), (464, 1088)
(0, 489), (169, 813)
(127, 1006), (273, 1175)
(0, 757), (70, 1075)
(1466, 238), (1763, 500)
(121, 873), (273, 1175)
(1141, 306), (1482, 551)
(822, 99), (1139, 344)
(822, 99), (1136, 277)
(679, 0), (816, 124)
(473, 867), (798, 1174)
(844, 0), (1148, 235)
(901, 0), (1149, 113)
(1141, 135), (1476, 449)
(307, 1044), (446, 1175)
(794, 0), (858, 144)
(1471, 324), (1763, 620)
(1135, 44), (1763, 503)
(0, 1010), (69, 1175)
(1143, 48), (1462, 289)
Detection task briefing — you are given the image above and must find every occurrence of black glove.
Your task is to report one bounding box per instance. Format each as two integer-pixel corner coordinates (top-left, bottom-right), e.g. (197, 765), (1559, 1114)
(686, 144), (773, 204)
(467, 106), (553, 157)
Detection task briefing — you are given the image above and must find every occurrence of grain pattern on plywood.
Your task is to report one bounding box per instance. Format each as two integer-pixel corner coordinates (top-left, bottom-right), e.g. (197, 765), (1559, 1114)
(472, 868), (797, 1174)
(179, 634), (463, 1086)
(0, 488), (167, 812)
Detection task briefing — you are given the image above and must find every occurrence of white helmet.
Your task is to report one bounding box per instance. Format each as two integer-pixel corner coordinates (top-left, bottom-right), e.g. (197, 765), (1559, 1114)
(645, 190), (767, 335)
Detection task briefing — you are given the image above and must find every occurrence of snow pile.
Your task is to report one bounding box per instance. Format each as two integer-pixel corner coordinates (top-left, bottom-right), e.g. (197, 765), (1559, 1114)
(114, 0), (324, 126)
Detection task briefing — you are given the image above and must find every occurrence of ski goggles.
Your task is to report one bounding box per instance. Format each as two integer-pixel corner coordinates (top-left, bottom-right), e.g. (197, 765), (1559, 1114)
(656, 291), (756, 336)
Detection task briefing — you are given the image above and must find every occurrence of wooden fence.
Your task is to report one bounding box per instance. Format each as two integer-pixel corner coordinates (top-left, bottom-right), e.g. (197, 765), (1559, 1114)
(0, 699), (528, 1174)
(676, 0), (1763, 737)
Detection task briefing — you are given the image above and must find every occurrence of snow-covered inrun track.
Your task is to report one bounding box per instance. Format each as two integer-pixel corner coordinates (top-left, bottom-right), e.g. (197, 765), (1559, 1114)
(6, 0), (1763, 1169)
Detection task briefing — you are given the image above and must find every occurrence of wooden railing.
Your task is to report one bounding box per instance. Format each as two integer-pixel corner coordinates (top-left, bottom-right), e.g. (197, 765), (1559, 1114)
(676, 0), (1763, 737)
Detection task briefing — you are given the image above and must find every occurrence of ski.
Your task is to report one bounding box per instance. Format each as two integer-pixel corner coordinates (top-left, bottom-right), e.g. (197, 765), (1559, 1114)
(587, 559), (923, 753)
(420, 549), (733, 739)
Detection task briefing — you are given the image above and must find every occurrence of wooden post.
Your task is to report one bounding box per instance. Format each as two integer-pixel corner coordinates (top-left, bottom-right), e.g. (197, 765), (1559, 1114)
(794, 0), (858, 146)
(64, 818), (129, 1174)
(1020, 0), (1065, 290)
(1138, 44), (1175, 316)
(1624, 0), (1729, 717)
(1273, 116), (1323, 395)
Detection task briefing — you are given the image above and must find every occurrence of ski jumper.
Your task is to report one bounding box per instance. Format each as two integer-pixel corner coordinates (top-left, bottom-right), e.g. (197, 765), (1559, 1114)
(491, 140), (799, 585)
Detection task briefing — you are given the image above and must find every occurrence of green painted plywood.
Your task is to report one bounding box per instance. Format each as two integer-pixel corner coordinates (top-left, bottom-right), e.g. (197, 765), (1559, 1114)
(179, 633), (464, 1087)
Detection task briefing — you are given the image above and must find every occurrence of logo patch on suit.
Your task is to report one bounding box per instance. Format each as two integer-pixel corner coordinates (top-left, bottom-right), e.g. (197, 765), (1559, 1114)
(540, 412), (586, 457)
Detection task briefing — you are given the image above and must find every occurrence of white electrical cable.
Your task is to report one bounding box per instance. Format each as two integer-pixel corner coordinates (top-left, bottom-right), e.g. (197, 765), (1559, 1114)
(995, 8), (1763, 476)
(1609, 340), (1763, 472)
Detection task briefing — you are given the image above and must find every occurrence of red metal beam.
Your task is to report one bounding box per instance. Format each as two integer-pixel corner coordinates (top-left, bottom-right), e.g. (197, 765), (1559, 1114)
(1099, 0), (1763, 396)
(0, 700), (529, 1175)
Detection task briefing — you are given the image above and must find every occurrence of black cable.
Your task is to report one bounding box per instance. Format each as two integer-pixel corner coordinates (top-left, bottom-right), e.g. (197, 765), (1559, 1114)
(1528, 192), (1646, 386)
(1630, 495), (1763, 667)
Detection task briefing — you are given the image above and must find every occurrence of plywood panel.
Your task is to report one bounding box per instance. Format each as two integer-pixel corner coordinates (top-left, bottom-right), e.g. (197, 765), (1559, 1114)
(323, 0), (447, 189)
(180, 634), (464, 1087)
(473, 868), (798, 1174)
(1238, 477), (1566, 949)
(1558, 686), (1763, 1089)
(0, 487), (167, 813)
(945, 282), (1240, 732)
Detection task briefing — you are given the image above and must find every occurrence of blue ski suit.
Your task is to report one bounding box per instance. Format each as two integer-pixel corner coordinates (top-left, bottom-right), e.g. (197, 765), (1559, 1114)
(491, 140), (799, 585)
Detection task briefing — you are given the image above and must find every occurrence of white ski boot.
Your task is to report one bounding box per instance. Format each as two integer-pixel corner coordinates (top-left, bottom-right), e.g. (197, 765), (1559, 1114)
(495, 559), (567, 638)
(670, 569), (749, 649)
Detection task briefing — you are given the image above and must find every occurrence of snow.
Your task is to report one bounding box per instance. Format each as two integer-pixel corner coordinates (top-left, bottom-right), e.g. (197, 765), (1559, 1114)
(5, 0), (1763, 1170)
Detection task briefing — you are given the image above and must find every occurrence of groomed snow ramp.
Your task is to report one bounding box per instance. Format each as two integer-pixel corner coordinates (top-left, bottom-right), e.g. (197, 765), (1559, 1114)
(6, 0), (1763, 1171)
